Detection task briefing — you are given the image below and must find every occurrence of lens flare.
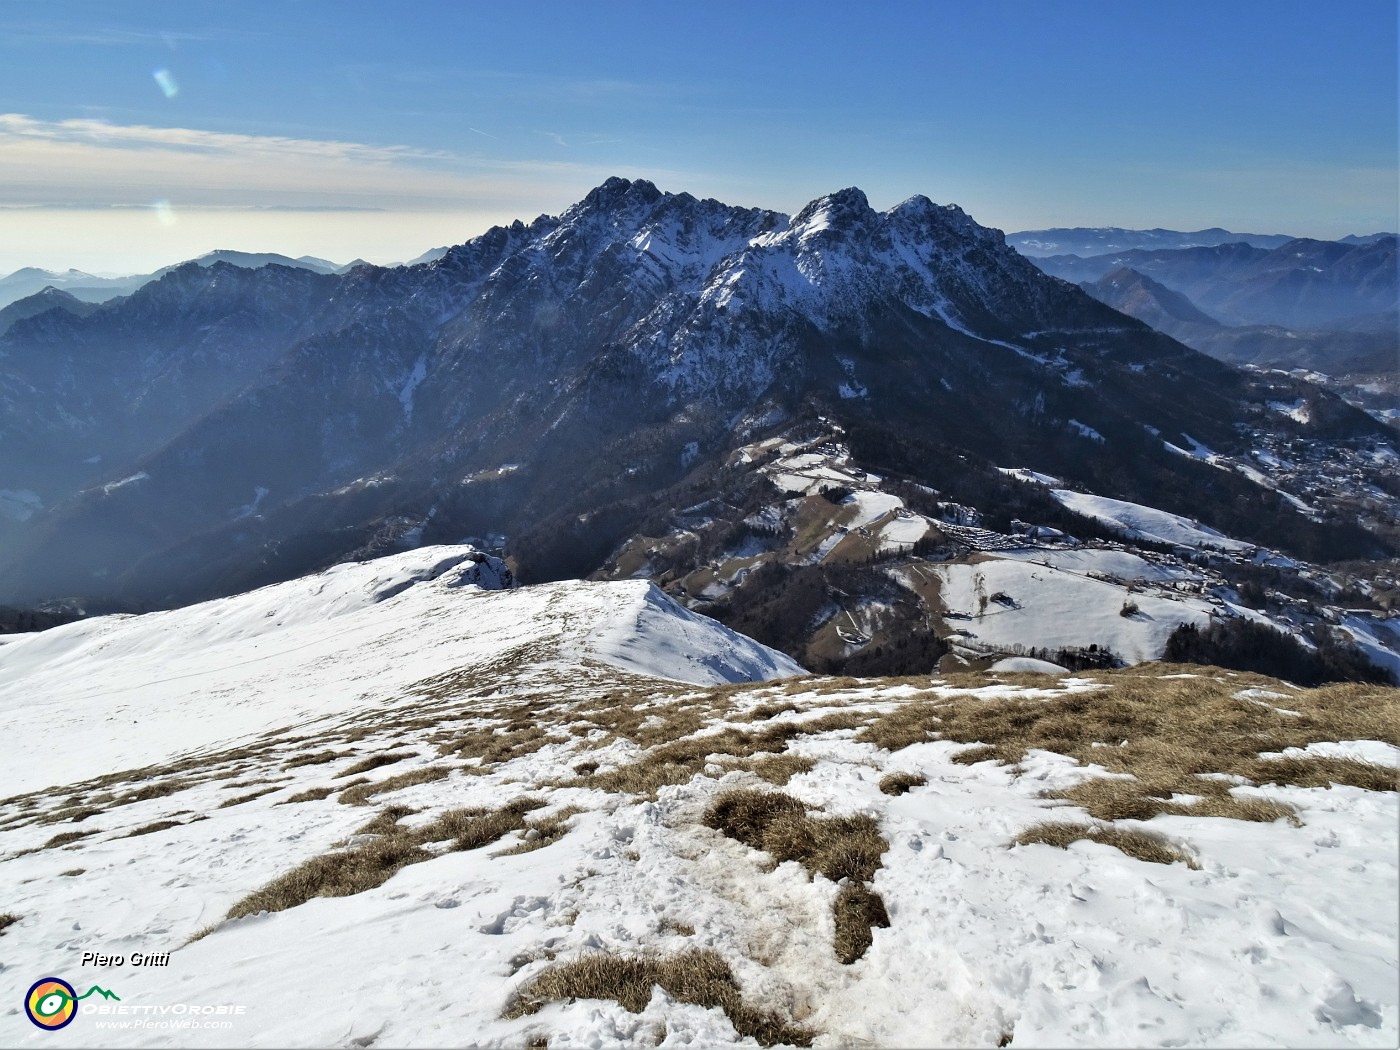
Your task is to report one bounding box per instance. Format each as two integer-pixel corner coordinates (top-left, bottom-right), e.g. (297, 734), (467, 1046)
(152, 199), (177, 226)
(153, 68), (179, 98)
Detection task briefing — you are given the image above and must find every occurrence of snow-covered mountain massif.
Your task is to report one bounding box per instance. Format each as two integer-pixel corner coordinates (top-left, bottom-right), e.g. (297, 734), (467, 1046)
(0, 178), (1396, 682)
(1, 546), (1396, 1047)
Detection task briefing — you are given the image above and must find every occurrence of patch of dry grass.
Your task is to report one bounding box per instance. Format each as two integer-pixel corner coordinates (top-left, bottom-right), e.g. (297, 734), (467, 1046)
(283, 750), (354, 770)
(227, 798), (547, 919)
(111, 778), (193, 807)
(39, 829), (95, 849)
(227, 834), (431, 918)
(1248, 756), (1397, 793)
(496, 806), (587, 856)
(703, 790), (884, 884)
(859, 671), (1398, 826)
(0, 912), (19, 935)
(278, 786), (337, 805)
(59, 868), (84, 876)
(335, 752), (416, 778)
(1016, 821), (1198, 868)
(217, 787), (280, 808)
(745, 754), (817, 785)
(505, 950), (813, 1047)
(582, 712), (871, 798)
(856, 702), (945, 753)
(832, 883), (891, 964)
(337, 765), (453, 806)
(740, 701), (800, 722)
(37, 805), (103, 826)
(124, 820), (185, 838)
(704, 789), (889, 964)
(878, 772), (926, 796)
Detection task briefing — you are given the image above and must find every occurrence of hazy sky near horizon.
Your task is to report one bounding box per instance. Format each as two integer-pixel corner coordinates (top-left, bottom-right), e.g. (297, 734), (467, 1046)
(1, 0), (1395, 273)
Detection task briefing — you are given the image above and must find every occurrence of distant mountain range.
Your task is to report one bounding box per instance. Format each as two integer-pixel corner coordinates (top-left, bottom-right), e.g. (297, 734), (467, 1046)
(1007, 226), (1393, 258)
(0, 251), (370, 313)
(1029, 236), (1397, 329)
(1083, 266), (1398, 376)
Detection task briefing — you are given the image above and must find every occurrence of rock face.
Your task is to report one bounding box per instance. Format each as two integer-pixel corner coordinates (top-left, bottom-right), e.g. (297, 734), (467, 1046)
(0, 178), (1388, 609)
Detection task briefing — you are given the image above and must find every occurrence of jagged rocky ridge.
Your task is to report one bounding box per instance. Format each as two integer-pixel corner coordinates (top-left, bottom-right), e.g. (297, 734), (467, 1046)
(0, 179), (1392, 635)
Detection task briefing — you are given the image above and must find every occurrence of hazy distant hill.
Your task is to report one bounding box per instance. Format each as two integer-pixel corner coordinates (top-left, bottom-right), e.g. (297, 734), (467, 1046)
(0, 286), (101, 336)
(0, 250), (348, 310)
(1007, 226), (1297, 257)
(1035, 236), (1398, 329)
(1083, 266), (1398, 375)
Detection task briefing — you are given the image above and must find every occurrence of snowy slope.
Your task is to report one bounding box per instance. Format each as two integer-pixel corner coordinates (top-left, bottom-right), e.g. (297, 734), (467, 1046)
(1, 664), (1393, 1048)
(0, 547), (800, 796)
(1052, 488), (1255, 552)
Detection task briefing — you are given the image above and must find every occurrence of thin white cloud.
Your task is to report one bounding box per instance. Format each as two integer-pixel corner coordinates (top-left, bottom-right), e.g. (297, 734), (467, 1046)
(1, 25), (245, 47)
(0, 113), (666, 212)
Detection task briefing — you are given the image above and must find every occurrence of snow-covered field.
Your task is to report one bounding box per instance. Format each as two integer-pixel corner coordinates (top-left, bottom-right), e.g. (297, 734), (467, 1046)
(2, 548), (1395, 1048)
(932, 558), (1213, 664)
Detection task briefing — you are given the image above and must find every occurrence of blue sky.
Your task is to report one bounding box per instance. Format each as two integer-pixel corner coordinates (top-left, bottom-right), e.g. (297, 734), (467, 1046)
(1, 0), (1395, 272)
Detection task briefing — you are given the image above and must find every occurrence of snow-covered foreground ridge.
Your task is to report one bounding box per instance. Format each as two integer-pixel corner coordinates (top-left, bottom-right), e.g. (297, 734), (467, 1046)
(0, 551), (1396, 1048)
(0, 546), (801, 796)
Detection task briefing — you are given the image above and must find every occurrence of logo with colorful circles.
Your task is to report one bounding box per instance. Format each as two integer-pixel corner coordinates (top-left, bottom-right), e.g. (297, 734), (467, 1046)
(24, 977), (120, 1030)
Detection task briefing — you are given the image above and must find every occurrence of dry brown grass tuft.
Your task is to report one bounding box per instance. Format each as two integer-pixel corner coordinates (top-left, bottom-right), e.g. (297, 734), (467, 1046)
(583, 712), (871, 798)
(741, 701), (801, 722)
(856, 702), (944, 753)
(355, 805), (418, 837)
(111, 779), (192, 807)
(37, 805), (103, 825)
(0, 912), (19, 935)
(948, 744), (1000, 766)
(496, 806), (587, 856)
(505, 950), (813, 1047)
(337, 765), (453, 806)
(217, 787), (280, 809)
(832, 883), (891, 964)
(1047, 778), (1165, 822)
(745, 754), (817, 785)
(1247, 756), (1398, 793)
(429, 799), (545, 851)
(335, 752), (416, 778)
(878, 772), (926, 796)
(224, 777), (288, 789)
(227, 798), (546, 919)
(1017, 821), (1198, 867)
(278, 786), (337, 805)
(227, 834), (431, 918)
(39, 829), (95, 849)
(658, 918), (695, 937)
(704, 790), (885, 884)
(704, 789), (889, 964)
(123, 820), (185, 838)
(283, 750), (354, 769)
(1172, 792), (1300, 824)
(183, 923), (218, 946)
(59, 868), (84, 876)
